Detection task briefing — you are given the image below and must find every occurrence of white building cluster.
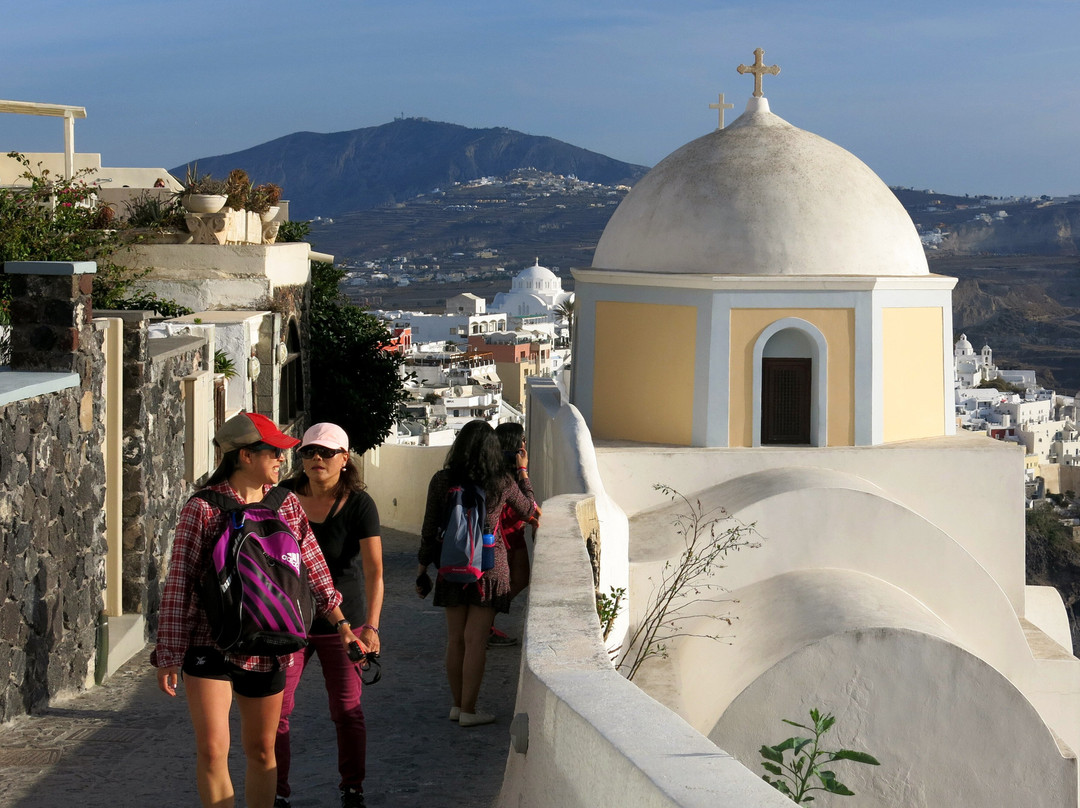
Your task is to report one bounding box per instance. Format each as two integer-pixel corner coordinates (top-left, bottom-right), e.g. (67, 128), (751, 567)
(954, 334), (1080, 471)
(373, 261), (574, 443)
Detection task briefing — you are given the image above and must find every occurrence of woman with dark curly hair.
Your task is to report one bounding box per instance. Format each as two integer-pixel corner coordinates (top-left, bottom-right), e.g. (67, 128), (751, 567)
(416, 420), (538, 726)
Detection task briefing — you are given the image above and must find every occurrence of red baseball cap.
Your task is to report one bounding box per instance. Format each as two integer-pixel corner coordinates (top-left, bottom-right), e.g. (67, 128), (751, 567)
(214, 412), (300, 452)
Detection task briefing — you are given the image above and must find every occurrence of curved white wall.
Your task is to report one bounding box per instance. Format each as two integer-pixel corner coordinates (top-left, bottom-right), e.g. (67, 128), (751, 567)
(713, 624), (1076, 807)
(627, 466), (1031, 679)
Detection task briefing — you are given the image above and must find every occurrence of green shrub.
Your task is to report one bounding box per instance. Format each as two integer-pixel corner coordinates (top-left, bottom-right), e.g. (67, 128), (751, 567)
(0, 152), (189, 316)
(308, 261), (408, 452)
(276, 220), (311, 243)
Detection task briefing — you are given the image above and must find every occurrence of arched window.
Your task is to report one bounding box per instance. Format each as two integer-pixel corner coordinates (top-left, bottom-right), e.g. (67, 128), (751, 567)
(751, 319), (828, 447)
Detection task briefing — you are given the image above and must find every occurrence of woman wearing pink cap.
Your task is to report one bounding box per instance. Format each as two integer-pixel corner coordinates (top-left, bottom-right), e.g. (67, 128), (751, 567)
(274, 422), (384, 808)
(153, 412), (359, 808)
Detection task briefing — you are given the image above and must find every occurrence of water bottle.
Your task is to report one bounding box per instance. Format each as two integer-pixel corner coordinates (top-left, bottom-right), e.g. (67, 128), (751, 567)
(481, 532), (496, 571)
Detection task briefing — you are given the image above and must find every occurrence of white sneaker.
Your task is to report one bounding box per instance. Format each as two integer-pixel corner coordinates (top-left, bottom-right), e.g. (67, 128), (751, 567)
(458, 710), (495, 727)
(449, 705), (460, 721)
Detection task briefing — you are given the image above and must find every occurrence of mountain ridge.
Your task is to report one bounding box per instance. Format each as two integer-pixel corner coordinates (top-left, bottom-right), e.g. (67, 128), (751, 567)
(173, 118), (649, 219)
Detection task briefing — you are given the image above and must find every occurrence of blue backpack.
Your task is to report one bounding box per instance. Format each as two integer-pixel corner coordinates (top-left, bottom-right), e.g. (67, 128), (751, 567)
(194, 487), (314, 655)
(437, 482), (492, 583)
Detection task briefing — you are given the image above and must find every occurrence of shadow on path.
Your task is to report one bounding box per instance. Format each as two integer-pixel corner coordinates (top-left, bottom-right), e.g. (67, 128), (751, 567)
(0, 527), (522, 808)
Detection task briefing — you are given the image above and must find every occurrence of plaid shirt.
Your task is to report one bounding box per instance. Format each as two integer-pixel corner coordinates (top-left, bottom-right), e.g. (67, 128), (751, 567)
(152, 481), (342, 672)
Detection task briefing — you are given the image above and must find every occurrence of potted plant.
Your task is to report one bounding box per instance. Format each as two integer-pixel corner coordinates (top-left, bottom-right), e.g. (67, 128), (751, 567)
(224, 168), (250, 211)
(178, 164), (228, 213)
(120, 190), (190, 243)
(249, 182), (283, 221)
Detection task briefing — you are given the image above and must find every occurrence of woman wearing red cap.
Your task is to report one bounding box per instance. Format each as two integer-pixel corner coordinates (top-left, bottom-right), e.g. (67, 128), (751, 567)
(274, 422), (383, 808)
(153, 412), (359, 808)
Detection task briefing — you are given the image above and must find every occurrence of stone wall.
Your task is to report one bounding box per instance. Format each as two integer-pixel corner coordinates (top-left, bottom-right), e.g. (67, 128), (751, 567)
(0, 262), (107, 721)
(111, 312), (205, 637)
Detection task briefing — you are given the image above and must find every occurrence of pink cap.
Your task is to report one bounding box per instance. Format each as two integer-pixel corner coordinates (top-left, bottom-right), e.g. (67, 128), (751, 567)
(301, 422), (349, 453)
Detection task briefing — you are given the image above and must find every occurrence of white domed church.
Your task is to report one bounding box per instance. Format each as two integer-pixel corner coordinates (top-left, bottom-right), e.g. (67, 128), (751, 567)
(573, 93), (953, 448)
(492, 258), (573, 319)
(542, 51), (1080, 807)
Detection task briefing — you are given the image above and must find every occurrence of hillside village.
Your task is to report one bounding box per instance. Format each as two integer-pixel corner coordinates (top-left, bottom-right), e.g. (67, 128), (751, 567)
(313, 167), (630, 296)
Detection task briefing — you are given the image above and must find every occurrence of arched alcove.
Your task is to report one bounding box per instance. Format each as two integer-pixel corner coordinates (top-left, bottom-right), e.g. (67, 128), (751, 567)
(751, 318), (828, 446)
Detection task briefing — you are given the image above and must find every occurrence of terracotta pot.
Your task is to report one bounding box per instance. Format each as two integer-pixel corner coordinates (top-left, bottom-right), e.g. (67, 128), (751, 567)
(181, 193), (227, 214)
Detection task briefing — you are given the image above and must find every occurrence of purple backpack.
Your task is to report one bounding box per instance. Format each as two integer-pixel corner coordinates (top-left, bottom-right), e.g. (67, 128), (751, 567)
(194, 487), (313, 655)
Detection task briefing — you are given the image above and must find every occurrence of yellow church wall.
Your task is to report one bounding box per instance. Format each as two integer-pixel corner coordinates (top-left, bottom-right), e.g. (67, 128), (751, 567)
(882, 307), (945, 442)
(592, 301), (696, 445)
(729, 308), (855, 447)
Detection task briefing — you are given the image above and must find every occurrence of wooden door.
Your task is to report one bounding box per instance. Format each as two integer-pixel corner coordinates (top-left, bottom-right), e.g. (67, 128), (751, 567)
(762, 358), (811, 445)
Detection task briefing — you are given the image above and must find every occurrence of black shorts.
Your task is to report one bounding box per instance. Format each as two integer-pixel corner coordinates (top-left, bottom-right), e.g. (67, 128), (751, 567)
(181, 647), (285, 698)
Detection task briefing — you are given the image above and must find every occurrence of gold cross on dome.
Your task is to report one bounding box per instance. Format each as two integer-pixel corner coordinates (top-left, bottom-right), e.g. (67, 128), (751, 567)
(709, 93), (735, 129)
(737, 47), (780, 98)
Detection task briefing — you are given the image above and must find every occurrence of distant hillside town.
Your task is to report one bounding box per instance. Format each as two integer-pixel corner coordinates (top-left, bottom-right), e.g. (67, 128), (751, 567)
(954, 334), (1080, 500)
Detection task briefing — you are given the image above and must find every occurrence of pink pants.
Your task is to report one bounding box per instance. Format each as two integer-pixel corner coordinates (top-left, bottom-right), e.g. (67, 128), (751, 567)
(275, 633), (366, 797)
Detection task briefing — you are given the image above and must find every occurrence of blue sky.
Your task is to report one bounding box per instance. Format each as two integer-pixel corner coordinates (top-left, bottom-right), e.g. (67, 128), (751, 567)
(2, 0), (1078, 197)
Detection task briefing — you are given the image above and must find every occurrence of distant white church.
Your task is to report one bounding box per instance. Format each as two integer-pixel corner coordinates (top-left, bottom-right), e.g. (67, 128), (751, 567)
(954, 333), (1037, 389)
(491, 258), (573, 319)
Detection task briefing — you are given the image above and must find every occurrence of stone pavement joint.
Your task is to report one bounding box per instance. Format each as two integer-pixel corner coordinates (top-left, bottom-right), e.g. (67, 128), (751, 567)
(0, 527), (523, 808)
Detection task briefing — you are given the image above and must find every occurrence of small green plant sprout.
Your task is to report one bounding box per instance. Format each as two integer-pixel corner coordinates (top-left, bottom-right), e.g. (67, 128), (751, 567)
(596, 586), (625, 642)
(619, 484), (760, 680)
(214, 349), (238, 379)
(760, 708), (880, 803)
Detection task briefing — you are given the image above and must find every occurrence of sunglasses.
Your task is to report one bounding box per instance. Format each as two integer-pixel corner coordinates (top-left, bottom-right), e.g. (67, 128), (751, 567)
(298, 445), (344, 460)
(245, 442), (285, 457)
(347, 641), (382, 685)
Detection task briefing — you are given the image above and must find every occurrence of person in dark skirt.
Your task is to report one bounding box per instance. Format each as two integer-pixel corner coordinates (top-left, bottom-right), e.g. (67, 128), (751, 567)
(416, 420), (538, 727)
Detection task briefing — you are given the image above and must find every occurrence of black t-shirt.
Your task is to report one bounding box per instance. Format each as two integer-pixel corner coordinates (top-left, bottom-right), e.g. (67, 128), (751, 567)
(280, 480), (380, 634)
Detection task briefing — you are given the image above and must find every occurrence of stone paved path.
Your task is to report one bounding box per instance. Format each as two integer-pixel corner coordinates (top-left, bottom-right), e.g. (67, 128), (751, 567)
(0, 528), (523, 808)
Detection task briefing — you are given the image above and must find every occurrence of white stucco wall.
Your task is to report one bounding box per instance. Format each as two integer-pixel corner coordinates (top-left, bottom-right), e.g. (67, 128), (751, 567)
(594, 434), (1026, 613)
(526, 378), (630, 650)
(626, 466), (1030, 682)
(1026, 585), (1074, 653)
(112, 243), (312, 313)
(360, 443), (448, 533)
(712, 615), (1076, 807)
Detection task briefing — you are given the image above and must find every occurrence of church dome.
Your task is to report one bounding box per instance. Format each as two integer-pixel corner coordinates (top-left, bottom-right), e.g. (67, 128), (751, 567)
(515, 259), (558, 285)
(955, 334), (974, 354)
(591, 98), (928, 277)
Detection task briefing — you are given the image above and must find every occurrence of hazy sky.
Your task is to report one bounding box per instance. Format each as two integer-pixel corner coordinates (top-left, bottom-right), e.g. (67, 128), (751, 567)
(3, 0), (1078, 197)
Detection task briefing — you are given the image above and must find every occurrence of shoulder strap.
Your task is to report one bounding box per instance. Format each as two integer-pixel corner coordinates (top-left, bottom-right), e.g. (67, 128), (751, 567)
(191, 486), (290, 513)
(327, 494), (345, 521)
(190, 489), (240, 512)
(259, 486), (291, 512)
